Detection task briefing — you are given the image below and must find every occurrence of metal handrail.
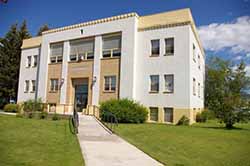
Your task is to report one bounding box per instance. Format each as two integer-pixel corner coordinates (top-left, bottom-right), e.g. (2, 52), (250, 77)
(69, 108), (79, 134)
(100, 110), (118, 132)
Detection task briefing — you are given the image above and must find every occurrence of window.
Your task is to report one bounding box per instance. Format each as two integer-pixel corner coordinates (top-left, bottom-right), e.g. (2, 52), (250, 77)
(165, 38), (174, 55)
(150, 107), (158, 121)
(24, 80), (29, 92)
(70, 39), (94, 61)
(50, 43), (63, 63)
(102, 34), (121, 58)
(33, 55), (38, 67)
(193, 44), (196, 62)
(164, 74), (174, 93)
(164, 108), (173, 123)
(27, 56), (31, 67)
(49, 103), (56, 112)
(151, 39), (160, 56)
(198, 82), (200, 98)
(31, 80), (36, 92)
(150, 75), (159, 92)
(50, 79), (59, 92)
(104, 76), (116, 92)
(193, 78), (196, 96)
(198, 55), (201, 69)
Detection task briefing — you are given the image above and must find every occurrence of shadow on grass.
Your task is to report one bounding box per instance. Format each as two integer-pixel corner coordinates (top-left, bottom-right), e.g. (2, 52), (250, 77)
(192, 125), (249, 131)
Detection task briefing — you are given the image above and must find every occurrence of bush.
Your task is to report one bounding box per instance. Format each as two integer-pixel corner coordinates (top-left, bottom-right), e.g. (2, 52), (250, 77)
(196, 110), (215, 123)
(177, 115), (190, 125)
(100, 99), (148, 123)
(3, 104), (18, 113)
(23, 98), (44, 112)
(52, 113), (60, 121)
(40, 111), (48, 119)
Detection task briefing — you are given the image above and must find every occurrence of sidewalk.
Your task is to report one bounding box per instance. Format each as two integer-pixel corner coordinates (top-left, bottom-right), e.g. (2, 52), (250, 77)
(77, 115), (163, 166)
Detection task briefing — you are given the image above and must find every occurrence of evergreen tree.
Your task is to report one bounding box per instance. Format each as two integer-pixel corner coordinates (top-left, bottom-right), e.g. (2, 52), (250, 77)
(0, 21), (31, 107)
(37, 24), (49, 36)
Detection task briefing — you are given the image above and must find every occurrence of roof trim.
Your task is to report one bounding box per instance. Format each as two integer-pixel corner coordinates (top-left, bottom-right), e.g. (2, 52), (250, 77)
(42, 12), (139, 35)
(21, 36), (42, 49)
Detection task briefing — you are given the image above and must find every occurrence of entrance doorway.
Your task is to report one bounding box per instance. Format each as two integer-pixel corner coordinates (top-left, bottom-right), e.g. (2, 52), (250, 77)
(73, 79), (88, 112)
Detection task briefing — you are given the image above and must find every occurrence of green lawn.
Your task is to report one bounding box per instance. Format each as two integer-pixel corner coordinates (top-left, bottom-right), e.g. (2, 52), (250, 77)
(115, 121), (250, 166)
(0, 114), (84, 166)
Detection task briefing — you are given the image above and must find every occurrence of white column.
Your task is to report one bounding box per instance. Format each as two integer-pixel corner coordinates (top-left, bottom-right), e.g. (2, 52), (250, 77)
(60, 41), (69, 104)
(37, 41), (49, 103)
(92, 35), (102, 105)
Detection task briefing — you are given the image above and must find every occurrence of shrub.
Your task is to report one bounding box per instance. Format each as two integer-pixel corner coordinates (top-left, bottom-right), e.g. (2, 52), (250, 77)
(177, 115), (190, 125)
(196, 110), (215, 123)
(40, 111), (48, 119)
(100, 98), (148, 123)
(3, 104), (18, 113)
(23, 98), (44, 112)
(52, 113), (60, 121)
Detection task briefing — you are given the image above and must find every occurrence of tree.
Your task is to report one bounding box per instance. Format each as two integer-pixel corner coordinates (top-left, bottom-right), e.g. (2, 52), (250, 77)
(205, 57), (250, 128)
(37, 24), (49, 36)
(0, 21), (31, 108)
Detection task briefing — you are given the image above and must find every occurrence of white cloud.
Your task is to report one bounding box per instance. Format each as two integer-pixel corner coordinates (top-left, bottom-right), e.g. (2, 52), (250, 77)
(246, 53), (250, 58)
(246, 65), (250, 76)
(234, 55), (243, 61)
(198, 16), (250, 54)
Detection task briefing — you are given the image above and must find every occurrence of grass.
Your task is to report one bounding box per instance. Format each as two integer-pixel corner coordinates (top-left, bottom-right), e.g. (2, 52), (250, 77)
(0, 114), (84, 166)
(115, 120), (250, 166)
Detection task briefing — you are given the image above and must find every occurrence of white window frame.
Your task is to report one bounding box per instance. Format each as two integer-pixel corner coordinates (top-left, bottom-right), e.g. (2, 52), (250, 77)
(150, 39), (160, 56)
(27, 56), (32, 67)
(165, 38), (174, 56)
(50, 79), (59, 92)
(104, 76), (116, 92)
(102, 34), (121, 58)
(24, 80), (29, 93)
(33, 55), (38, 67)
(198, 82), (201, 98)
(164, 74), (174, 93)
(149, 107), (159, 122)
(193, 78), (196, 96)
(50, 43), (63, 64)
(193, 44), (196, 62)
(164, 107), (173, 123)
(31, 80), (36, 92)
(150, 75), (159, 93)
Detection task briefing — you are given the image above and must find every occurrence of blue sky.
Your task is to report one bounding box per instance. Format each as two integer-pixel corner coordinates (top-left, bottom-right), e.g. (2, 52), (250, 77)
(1, 0), (250, 73)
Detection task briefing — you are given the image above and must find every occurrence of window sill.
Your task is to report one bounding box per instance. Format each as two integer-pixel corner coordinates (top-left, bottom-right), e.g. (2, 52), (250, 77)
(103, 90), (116, 93)
(32, 66), (37, 68)
(149, 54), (159, 57)
(163, 91), (174, 94)
(68, 59), (94, 63)
(49, 91), (58, 93)
(149, 91), (159, 94)
(30, 91), (35, 93)
(49, 62), (62, 65)
(24, 91), (28, 93)
(164, 53), (174, 56)
(101, 57), (120, 60)
(25, 66), (31, 68)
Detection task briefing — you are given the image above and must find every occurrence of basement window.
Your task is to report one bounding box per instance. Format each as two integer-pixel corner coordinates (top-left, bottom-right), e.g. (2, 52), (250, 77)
(149, 107), (158, 122)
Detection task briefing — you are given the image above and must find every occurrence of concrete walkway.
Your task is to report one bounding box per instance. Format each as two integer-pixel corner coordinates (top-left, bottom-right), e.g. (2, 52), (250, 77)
(77, 115), (163, 166)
